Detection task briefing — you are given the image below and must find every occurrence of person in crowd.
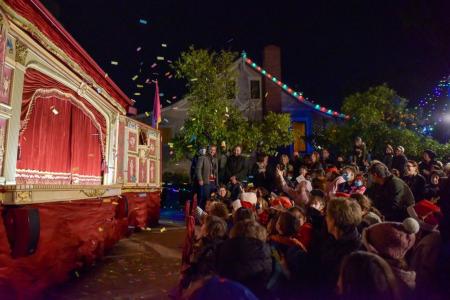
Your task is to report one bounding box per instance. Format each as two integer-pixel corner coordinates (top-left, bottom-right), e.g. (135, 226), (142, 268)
(419, 149), (437, 181)
(407, 200), (443, 297)
(224, 145), (247, 183)
(391, 146), (408, 177)
(291, 151), (303, 178)
(350, 193), (383, 231)
(337, 166), (358, 194)
(335, 155), (346, 169)
(308, 198), (363, 296)
(279, 154), (294, 182)
(362, 218), (420, 296)
(181, 215), (228, 290)
(209, 202), (230, 222)
(229, 175), (243, 202)
(232, 207), (255, 224)
(350, 173), (366, 194)
(337, 251), (400, 300)
(196, 145), (219, 209)
(320, 148), (334, 169)
(215, 184), (232, 208)
(310, 151), (323, 171)
(216, 220), (272, 298)
(250, 153), (269, 189)
(352, 137), (369, 171)
(296, 166), (313, 191)
(218, 141), (229, 184)
(269, 211), (306, 254)
(289, 206), (313, 251)
(402, 160), (426, 202)
(383, 144), (395, 170)
(367, 162), (414, 222)
(424, 171), (442, 201)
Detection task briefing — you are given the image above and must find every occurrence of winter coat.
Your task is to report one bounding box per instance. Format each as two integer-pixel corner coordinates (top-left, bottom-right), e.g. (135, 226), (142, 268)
(295, 223), (313, 251)
(392, 154), (408, 176)
(424, 183), (440, 200)
(368, 175), (415, 222)
(224, 155), (247, 182)
(196, 155), (218, 185)
(216, 237), (272, 298)
(218, 152), (228, 184)
(308, 228), (362, 297)
(403, 174), (426, 202)
(250, 162), (268, 188)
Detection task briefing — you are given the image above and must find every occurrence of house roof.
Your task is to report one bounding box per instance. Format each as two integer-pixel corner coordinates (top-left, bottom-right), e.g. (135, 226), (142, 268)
(242, 52), (350, 120)
(3, 0), (133, 109)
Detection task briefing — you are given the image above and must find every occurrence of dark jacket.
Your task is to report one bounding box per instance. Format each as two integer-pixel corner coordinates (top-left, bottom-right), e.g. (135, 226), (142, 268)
(216, 237), (272, 297)
(392, 154), (408, 176)
(402, 174), (426, 202)
(424, 183), (440, 199)
(218, 151), (228, 184)
(383, 154), (394, 170)
(250, 162), (268, 188)
(368, 175), (415, 222)
(308, 228), (361, 297)
(419, 160), (437, 181)
(196, 154), (218, 185)
(224, 155), (247, 182)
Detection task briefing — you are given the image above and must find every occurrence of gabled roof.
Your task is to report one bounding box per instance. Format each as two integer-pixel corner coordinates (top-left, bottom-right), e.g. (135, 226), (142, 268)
(242, 52), (350, 120)
(3, 0), (132, 109)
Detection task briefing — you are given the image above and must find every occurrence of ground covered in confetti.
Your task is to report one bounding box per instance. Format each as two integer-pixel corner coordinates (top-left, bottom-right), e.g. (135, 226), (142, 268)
(45, 221), (185, 300)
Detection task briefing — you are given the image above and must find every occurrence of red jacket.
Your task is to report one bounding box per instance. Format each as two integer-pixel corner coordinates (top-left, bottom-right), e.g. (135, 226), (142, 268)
(295, 223), (313, 251)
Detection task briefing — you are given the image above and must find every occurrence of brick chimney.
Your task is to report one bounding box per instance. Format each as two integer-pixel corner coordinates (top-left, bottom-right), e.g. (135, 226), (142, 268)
(262, 45), (282, 114)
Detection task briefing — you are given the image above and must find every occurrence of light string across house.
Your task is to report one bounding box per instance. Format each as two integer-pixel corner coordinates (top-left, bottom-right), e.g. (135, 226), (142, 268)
(241, 51), (350, 120)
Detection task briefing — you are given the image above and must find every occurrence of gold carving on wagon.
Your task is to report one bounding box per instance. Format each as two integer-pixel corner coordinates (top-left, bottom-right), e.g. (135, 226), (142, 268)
(16, 191), (32, 203)
(15, 39), (28, 65)
(81, 189), (107, 198)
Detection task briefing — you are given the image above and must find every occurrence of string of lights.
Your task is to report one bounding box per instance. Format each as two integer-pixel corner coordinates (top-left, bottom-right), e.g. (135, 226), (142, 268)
(241, 51), (350, 120)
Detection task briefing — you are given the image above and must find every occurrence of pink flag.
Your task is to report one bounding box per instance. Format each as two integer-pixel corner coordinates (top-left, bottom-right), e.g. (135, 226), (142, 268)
(152, 81), (161, 129)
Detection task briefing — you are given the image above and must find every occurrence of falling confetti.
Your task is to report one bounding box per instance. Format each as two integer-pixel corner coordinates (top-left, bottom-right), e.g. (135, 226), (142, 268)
(168, 75), (173, 79)
(139, 19), (148, 25)
(265, 92), (269, 98)
(166, 100), (172, 104)
(134, 92), (141, 96)
(160, 93), (165, 96)
(111, 61), (118, 65)
(151, 63), (157, 68)
(145, 112), (150, 117)
(167, 60), (173, 63)
(165, 72), (170, 76)
(172, 96), (177, 99)
(191, 78), (198, 82)
(156, 56), (165, 61)
(164, 118), (169, 123)
(50, 106), (59, 115)
(137, 46), (142, 52)
(132, 75), (138, 81)
(161, 43), (167, 47)
(136, 84), (144, 88)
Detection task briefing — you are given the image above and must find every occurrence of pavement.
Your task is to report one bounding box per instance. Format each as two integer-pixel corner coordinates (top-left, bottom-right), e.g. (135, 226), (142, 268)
(45, 220), (186, 300)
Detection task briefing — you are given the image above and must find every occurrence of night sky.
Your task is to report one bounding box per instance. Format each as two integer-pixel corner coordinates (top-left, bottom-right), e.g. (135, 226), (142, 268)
(42, 0), (449, 113)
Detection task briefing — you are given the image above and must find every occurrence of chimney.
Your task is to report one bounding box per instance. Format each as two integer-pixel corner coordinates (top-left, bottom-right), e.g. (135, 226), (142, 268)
(262, 45), (282, 114)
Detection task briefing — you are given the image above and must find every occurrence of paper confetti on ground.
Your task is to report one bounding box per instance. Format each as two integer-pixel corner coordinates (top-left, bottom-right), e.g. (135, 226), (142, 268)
(161, 43), (167, 47)
(156, 56), (165, 61)
(132, 75), (138, 81)
(160, 227), (166, 233)
(139, 19), (148, 25)
(111, 61), (118, 65)
(145, 227), (152, 231)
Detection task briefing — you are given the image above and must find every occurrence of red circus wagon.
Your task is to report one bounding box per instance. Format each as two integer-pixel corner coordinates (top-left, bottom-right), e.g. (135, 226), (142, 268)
(0, 0), (162, 297)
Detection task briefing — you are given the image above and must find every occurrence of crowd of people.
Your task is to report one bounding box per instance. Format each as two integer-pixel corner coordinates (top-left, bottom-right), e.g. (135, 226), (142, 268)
(179, 138), (450, 300)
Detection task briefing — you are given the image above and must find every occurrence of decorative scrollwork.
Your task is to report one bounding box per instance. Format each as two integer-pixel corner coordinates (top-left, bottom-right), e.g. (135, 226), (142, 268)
(15, 39), (28, 65)
(81, 189), (107, 198)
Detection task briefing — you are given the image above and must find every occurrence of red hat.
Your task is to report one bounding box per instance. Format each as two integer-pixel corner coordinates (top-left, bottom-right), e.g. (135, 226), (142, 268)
(335, 192), (351, 198)
(326, 167), (339, 174)
(407, 200), (442, 231)
(271, 196), (292, 209)
(362, 218), (419, 260)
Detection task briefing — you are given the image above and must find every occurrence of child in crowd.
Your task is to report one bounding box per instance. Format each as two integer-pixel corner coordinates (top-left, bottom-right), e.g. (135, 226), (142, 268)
(350, 193), (383, 231)
(216, 220), (272, 298)
(338, 251), (400, 300)
(362, 218), (420, 296)
(289, 206), (313, 251)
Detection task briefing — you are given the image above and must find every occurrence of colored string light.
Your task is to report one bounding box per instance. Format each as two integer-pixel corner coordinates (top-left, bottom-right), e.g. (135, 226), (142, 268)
(241, 52), (349, 119)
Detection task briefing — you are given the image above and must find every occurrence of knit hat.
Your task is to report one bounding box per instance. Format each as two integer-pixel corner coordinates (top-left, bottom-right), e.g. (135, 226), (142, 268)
(362, 218), (419, 260)
(241, 192), (257, 205)
(407, 200), (442, 231)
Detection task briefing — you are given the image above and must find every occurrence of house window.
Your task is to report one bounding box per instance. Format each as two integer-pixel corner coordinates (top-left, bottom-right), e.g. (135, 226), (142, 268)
(250, 80), (261, 99)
